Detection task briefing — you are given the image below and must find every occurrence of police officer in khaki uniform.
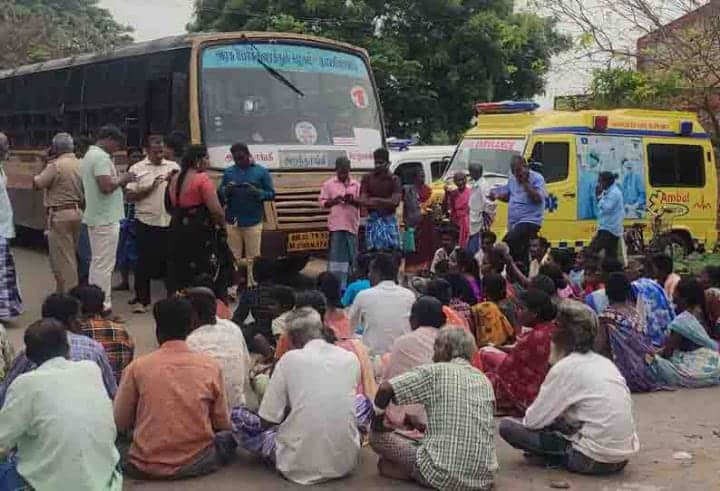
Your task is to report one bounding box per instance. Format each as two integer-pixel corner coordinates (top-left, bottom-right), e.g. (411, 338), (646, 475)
(34, 133), (84, 293)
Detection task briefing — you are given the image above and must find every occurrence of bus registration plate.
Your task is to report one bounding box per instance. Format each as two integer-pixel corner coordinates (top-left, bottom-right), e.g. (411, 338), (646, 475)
(287, 231), (329, 252)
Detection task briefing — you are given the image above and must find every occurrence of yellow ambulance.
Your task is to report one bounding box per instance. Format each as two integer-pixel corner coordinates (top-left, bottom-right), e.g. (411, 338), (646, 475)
(444, 102), (718, 252)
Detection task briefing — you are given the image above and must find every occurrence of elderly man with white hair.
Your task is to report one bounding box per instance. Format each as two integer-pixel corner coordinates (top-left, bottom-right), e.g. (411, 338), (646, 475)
(370, 328), (498, 490)
(0, 132), (24, 320)
(232, 306), (369, 485)
(33, 133), (84, 293)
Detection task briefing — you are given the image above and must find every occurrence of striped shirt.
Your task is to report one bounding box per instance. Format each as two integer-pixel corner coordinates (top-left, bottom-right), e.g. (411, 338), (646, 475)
(0, 332), (118, 408)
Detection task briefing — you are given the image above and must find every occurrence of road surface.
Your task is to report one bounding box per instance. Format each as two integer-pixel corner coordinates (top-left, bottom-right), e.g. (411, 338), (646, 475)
(4, 245), (719, 490)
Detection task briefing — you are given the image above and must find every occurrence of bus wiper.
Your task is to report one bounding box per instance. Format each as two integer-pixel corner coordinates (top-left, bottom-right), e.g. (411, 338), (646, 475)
(242, 35), (305, 98)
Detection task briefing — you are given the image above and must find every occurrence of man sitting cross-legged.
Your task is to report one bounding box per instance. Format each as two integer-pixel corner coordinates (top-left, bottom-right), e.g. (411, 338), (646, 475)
(370, 328), (498, 490)
(113, 296), (237, 480)
(233, 306), (370, 485)
(0, 319), (122, 490)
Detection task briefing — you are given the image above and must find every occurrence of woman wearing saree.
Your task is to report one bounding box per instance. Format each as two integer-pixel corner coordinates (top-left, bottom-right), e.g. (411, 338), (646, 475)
(403, 168), (437, 272)
(652, 277), (720, 388)
(444, 171), (472, 248)
(165, 145), (226, 295)
(472, 273), (515, 347)
(596, 273), (663, 393)
(477, 289), (557, 416)
(699, 265), (720, 338)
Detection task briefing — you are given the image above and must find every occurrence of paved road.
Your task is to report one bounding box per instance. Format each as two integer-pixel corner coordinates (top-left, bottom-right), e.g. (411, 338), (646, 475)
(5, 246), (720, 490)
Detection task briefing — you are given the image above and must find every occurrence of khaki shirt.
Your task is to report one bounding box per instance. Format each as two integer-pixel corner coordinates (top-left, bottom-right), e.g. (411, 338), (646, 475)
(34, 153), (83, 208)
(126, 159), (180, 227)
(33, 153), (83, 222)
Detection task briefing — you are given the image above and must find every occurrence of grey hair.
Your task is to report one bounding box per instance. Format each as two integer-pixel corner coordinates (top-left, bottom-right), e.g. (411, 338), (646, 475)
(0, 132), (8, 159)
(553, 300), (598, 355)
(435, 328), (476, 361)
(52, 133), (74, 154)
(286, 306), (323, 344)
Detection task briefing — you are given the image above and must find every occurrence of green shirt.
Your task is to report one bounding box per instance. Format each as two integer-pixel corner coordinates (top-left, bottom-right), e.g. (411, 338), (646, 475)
(81, 145), (124, 226)
(0, 357), (122, 490)
(391, 358), (498, 490)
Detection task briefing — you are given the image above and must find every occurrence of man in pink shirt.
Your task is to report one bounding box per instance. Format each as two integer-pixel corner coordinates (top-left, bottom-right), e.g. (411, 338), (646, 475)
(320, 157), (361, 289)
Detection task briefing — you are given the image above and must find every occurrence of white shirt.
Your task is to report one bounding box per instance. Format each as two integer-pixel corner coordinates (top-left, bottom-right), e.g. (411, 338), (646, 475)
(469, 178), (496, 235)
(260, 339), (361, 485)
(126, 159), (179, 227)
(524, 352), (640, 463)
(186, 318), (251, 409)
(0, 358), (121, 490)
(348, 280), (416, 355)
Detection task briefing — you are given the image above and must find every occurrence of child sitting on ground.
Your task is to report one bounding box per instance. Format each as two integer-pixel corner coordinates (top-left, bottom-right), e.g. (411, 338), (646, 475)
(270, 285), (296, 340)
(232, 257), (279, 356)
(528, 236), (550, 279)
(430, 224), (461, 273)
(342, 253), (372, 307)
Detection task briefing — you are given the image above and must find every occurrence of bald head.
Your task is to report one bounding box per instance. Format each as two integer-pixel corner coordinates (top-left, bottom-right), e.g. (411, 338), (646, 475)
(469, 162), (484, 180)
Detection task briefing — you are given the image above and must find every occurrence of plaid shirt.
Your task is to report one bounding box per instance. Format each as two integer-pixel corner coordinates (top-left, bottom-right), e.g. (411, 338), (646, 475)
(79, 316), (134, 383)
(0, 332), (117, 408)
(390, 358), (498, 490)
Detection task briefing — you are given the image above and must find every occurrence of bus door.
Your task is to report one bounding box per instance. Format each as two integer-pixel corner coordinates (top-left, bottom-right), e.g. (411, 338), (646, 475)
(526, 134), (577, 247)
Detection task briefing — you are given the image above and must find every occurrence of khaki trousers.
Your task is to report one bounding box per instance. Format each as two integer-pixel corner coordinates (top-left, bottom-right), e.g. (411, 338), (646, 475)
(47, 209), (82, 293)
(226, 222), (263, 286)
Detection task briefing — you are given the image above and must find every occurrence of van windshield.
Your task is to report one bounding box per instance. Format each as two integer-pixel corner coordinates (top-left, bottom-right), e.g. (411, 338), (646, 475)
(446, 138), (526, 178)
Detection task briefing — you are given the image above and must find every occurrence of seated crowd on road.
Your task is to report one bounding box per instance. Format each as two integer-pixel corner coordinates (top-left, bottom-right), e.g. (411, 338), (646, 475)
(1, 128), (720, 490)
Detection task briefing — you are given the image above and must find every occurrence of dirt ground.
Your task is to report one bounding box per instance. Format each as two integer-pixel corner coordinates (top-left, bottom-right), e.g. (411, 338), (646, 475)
(4, 246), (720, 490)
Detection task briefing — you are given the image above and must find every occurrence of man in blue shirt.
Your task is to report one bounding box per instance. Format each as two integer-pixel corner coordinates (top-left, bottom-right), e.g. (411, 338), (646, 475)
(219, 143), (275, 286)
(490, 156), (546, 271)
(589, 171), (624, 260)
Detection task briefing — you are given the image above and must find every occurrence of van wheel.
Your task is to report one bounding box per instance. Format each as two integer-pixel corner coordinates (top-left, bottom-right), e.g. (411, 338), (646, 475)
(278, 255), (310, 275)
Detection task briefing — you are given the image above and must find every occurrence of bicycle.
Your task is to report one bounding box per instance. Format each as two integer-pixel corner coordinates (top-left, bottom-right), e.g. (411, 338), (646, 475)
(624, 207), (689, 259)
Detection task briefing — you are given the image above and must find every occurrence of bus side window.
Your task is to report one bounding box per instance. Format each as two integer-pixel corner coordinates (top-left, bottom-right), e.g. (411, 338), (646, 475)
(648, 144), (705, 188)
(394, 162), (423, 186)
(530, 141), (569, 183)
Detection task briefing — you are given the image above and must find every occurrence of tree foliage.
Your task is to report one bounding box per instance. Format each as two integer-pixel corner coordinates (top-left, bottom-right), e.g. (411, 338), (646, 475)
(539, 0), (720, 139)
(589, 67), (681, 109)
(190, 0), (570, 141)
(0, 0), (133, 70)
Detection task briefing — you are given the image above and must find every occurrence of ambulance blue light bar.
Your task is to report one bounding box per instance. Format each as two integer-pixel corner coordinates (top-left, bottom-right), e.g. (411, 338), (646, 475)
(474, 101), (540, 115)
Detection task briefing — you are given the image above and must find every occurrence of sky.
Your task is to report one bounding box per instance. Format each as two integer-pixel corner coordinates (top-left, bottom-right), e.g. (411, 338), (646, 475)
(100, 0), (194, 41)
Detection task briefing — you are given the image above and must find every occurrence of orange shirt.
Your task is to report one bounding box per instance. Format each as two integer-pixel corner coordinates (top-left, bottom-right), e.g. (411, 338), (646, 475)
(113, 340), (231, 477)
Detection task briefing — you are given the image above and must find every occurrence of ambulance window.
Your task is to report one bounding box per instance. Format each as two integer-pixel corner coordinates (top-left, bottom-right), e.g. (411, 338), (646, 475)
(394, 161), (423, 186)
(648, 144), (704, 187)
(530, 142), (569, 183)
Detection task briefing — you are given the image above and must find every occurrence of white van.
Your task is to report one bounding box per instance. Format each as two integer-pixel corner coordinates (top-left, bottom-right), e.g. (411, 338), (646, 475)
(390, 146), (457, 187)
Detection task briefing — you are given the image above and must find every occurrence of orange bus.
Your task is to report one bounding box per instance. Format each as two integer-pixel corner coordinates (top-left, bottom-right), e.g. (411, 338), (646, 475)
(1, 32), (385, 268)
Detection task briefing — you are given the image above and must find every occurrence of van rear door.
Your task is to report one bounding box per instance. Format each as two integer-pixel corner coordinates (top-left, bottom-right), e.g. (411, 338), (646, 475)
(645, 138), (715, 246)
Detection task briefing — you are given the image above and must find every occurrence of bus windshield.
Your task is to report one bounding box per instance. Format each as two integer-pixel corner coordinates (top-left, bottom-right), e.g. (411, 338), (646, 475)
(200, 42), (383, 169)
(446, 138), (526, 179)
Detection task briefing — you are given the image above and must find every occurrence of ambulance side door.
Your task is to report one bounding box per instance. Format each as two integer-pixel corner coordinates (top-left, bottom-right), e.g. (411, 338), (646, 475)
(526, 134), (579, 245)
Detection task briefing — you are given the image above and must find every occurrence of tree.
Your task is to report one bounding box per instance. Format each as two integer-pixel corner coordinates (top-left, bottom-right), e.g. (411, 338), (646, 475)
(588, 67), (681, 109)
(190, 0), (570, 141)
(0, 0), (132, 70)
(538, 0), (720, 139)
